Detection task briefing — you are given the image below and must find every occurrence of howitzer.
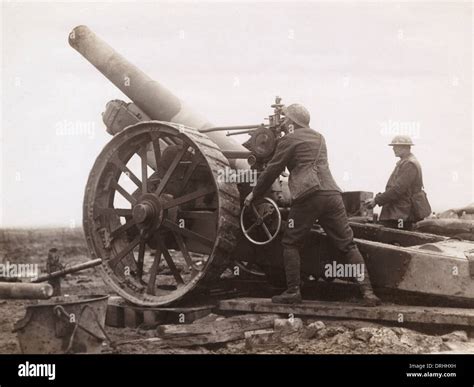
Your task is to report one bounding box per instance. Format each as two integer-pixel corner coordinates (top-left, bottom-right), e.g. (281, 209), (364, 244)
(71, 26), (474, 307)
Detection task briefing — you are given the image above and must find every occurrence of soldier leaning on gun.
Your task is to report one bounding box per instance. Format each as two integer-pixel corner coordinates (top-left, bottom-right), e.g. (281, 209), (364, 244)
(244, 104), (381, 306)
(366, 135), (425, 230)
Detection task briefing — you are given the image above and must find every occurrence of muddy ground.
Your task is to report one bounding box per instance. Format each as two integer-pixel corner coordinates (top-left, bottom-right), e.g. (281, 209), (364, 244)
(1, 228), (473, 354)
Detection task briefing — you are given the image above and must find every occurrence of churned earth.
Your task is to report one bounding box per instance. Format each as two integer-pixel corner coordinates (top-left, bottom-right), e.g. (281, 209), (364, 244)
(1, 228), (473, 355)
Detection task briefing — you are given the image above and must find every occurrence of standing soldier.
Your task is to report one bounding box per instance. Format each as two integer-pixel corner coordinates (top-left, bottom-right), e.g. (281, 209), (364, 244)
(46, 248), (64, 296)
(244, 104), (381, 306)
(366, 135), (429, 230)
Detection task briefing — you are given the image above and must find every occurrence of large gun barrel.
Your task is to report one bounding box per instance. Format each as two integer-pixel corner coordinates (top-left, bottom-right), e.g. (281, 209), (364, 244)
(68, 25), (248, 157)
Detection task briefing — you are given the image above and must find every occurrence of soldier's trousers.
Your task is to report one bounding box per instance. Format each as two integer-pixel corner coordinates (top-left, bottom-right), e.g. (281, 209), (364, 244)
(281, 192), (363, 289)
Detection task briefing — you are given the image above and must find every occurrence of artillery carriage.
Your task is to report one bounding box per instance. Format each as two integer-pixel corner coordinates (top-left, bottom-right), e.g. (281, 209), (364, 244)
(70, 26), (474, 307)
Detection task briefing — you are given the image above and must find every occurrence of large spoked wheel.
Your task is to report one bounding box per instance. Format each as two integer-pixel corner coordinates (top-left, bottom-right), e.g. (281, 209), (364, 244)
(83, 121), (240, 306)
(240, 197), (281, 245)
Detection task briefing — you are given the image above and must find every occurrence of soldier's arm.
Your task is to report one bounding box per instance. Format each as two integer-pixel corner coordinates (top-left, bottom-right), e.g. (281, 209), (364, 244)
(252, 136), (293, 199)
(374, 162), (418, 205)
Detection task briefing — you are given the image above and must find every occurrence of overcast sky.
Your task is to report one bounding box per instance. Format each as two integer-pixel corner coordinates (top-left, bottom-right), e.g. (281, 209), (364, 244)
(1, 1), (472, 227)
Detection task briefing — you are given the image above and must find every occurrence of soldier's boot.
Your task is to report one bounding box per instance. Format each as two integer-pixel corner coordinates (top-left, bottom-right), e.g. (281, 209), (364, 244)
(359, 282), (382, 307)
(272, 287), (302, 304)
(272, 247), (302, 304)
(346, 248), (382, 307)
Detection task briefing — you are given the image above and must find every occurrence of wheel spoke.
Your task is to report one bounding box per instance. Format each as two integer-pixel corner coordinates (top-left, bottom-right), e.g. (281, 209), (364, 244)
(173, 232), (201, 272)
(110, 219), (137, 239)
(251, 204), (261, 219)
(136, 240), (146, 279)
(162, 137), (175, 146)
(95, 207), (132, 218)
(109, 234), (141, 268)
(139, 145), (148, 193)
(110, 154), (141, 188)
(162, 187), (215, 210)
(246, 222), (259, 234)
(176, 156), (201, 196)
(112, 181), (137, 205)
(156, 238), (185, 285)
(147, 242), (162, 295)
(162, 219), (214, 248)
(261, 223), (273, 239)
(155, 146), (187, 195)
(150, 133), (161, 171)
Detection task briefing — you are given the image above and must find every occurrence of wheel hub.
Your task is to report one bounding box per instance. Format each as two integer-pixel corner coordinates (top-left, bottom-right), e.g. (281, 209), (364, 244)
(132, 193), (164, 231)
(133, 203), (154, 224)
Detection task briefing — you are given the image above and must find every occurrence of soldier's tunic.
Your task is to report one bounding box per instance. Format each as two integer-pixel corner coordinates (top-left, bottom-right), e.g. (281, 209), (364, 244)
(374, 153), (423, 229)
(251, 127), (361, 287)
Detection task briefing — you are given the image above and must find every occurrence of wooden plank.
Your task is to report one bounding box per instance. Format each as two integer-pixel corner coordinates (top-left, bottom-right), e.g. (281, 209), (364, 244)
(157, 314), (279, 337)
(156, 314), (280, 347)
(115, 314), (280, 348)
(218, 298), (474, 328)
(163, 307), (214, 324)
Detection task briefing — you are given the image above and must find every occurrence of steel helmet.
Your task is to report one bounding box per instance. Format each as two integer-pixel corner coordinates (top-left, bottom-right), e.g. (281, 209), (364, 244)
(389, 135), (414, 146)
(282, 104), (310, 128)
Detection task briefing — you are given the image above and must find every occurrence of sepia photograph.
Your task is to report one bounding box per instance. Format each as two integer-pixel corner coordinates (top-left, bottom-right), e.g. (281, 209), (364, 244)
(0, 0), (473, 384)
